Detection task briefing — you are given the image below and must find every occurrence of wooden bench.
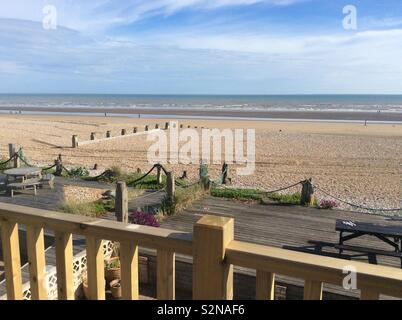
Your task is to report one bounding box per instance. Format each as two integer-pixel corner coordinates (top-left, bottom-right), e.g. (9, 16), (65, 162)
(6, 181), (40, 198)
(335, 244), (402, 267)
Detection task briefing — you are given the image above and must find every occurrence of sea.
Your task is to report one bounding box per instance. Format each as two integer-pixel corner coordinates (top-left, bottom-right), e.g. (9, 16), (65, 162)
(0, 94), (402, 113)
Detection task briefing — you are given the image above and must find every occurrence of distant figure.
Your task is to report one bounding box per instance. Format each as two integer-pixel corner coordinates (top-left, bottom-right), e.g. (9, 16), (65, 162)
(138, 114), (141, 119)
(364, 120), (367, 126)
(104, 112), (107, 117)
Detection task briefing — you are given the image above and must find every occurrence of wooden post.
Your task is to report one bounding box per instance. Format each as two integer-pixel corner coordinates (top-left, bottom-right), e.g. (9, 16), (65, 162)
(166, 172), (175, 203)
(55, 232), (74, 300)
(115, 182), (128, 223)
(133, 127), (137, 134)
(157, 250), (175, 300)
(106, 131), (111, 138)
(165, 122), (169, 130)
(156, 165), (162, 185)
(55, 155), (63, 176)
(256, 271), (275, 300)
(121, 129), (126, 136)
(187, 125), (191, 129)
(155, 124), (159, 129)
(301, 178), (315, 206)
(1, 221), (23, 300)
(304, 280), (323, 300)
(26, 226), (47, 300)
(72, 135), (78, 148)
(180, 124), (183, 129)
(120, 242), (139, 300)
(145, 125), (149, 131)
(193, 215), (234, 300)
(90, 132), (96, 141)
(9, 144), (19, 168)
(221, 162), (228, 185)
(86, 236), (105, 300)
(200, 175), (211, 192)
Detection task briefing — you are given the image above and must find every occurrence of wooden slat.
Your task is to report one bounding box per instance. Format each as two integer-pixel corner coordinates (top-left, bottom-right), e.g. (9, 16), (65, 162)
(360, 287), (380, 300)
(0, 221), (23, 300)
(86, 236), (105, 300)
(157, 250), (175, 300)
(256, 270), (275, 300)
(120, 242), (139, 300)
(304, 280), (323, 300)
(55, 232), (74, 300)
(26, 226), (47, 300)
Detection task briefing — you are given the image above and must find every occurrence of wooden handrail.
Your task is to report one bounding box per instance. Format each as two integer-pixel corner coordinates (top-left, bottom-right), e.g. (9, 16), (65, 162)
(0, 203), (192, 256)
(226, 240), (402, 299)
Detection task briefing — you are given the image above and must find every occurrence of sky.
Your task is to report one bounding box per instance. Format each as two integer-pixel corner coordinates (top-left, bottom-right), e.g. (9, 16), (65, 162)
(1, 0), (402, 94)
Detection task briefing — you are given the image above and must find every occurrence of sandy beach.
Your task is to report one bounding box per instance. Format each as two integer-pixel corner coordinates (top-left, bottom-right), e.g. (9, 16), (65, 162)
(0, 114), (401, 212)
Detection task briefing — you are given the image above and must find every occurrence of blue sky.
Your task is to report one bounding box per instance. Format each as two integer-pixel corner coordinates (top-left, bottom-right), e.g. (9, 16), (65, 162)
(1, 0), (402, 94)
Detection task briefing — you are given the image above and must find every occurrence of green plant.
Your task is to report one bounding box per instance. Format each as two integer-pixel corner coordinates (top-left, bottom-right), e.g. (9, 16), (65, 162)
(106, 258), (121, 270)
(70, 167), (90, 177)
(211, 187), (265, 202)
(268, 192), (302, 205)
(59, 200), (108, 217)
(161, 184), (205, 216)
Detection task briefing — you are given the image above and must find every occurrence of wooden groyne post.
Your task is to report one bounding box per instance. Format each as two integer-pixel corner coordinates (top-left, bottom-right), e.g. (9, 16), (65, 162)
(116, 182), (128, 223)
(301, 178), (315, 206)
(72, 135), (78, 148)
(165, 122), (169, 130)
(106, 131), (111, 138)
(133, 127), (137, 134)
(145, 125), (149, 132)
(90, 132), (96, 141)
(121, 129), (127, 136)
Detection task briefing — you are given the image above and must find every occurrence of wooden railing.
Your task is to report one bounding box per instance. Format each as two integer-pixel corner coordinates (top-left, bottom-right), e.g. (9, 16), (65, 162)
(1, 203), (401, 300)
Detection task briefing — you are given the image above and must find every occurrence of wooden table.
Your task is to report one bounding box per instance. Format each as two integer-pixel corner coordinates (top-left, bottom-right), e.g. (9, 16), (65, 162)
(335, 219), (402, 267)
(4, 167), (42, 183)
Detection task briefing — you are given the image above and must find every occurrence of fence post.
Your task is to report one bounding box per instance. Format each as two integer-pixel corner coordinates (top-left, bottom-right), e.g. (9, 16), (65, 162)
(200, 176), (211, 192)
(115, 182), (128, 223)
(165, 122), (169, 130)
(121, 129), (126, 136)
(55, 155), (63, 176)
(106, 131), (111, 138)
(133, 127), (137, 134)
(166, 172), (175, 203)
(301, 178), (315, 206)
(155, 124), (159, 129)
(156, 165), (162, 185)
(193, 215), (234, 299)
(221, 162), (228, 184)
(145, 125), (149, 131)
(72, 135), (78, 148)
(90, 132), (96, 141)
(9, 144), (20, 168)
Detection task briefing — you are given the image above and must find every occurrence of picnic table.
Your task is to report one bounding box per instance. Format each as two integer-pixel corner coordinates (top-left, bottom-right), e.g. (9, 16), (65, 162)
(335, 219), (402, 267)
(4, 167), (42, 197)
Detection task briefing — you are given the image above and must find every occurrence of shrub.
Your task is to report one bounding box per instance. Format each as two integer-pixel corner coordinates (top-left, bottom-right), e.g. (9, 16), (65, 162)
(59, 200), (107, 217)
(161, 184), (205, 215)
(319, 198), (339, 209)
(129, 211), (160, 227)
(70, 167), (89, 177)
(268, 192), (301, 205)
(211, 187), (265, 202)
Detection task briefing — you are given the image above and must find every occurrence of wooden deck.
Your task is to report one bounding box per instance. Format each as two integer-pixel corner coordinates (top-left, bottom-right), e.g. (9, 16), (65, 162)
(160, 196), (402, 298)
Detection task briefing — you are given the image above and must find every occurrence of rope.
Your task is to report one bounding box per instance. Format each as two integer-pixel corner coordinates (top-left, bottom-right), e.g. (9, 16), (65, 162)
(313, 184), (402, 212)
(129, 165), (157, 186)
(264, 181), (304, 194)
(129, 188), (166, 201)
(41, 163), (57, 171)
(0, 155), (15, 166)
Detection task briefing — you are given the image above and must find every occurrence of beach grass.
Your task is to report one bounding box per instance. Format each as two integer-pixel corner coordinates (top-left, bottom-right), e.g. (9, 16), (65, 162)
(160, 184), (205, 215)
(59, 200), (110, 217)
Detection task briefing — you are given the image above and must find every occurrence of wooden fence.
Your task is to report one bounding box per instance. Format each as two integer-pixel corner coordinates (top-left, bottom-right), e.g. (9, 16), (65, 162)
(0, 203), (401, 300)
